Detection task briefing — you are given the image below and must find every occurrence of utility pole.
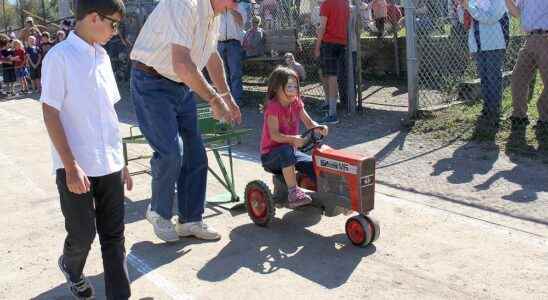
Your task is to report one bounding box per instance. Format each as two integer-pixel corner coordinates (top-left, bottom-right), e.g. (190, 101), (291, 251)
(59, 0), (71, 19)
(2, 0), (6, 32)
(41, 0), (47, 22)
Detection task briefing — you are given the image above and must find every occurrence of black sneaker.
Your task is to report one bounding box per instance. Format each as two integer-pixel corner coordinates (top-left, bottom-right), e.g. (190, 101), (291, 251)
(58, 255), (95, 299)
(509, 116), (530, 129)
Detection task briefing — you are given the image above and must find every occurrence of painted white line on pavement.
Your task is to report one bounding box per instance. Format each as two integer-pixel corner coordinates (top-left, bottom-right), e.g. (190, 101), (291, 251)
(127, 252), (193, 300)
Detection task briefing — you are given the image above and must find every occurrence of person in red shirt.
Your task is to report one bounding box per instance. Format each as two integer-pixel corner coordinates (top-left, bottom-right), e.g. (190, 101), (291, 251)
(260, 67), (328, 208)
(314, 0), (349, 125)
(387, 1), (403, 33)
(13, 39), (30, 94)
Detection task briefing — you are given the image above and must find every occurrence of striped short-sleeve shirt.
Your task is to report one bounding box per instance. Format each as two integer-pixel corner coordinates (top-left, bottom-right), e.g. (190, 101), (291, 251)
(130, 0), (220, 83)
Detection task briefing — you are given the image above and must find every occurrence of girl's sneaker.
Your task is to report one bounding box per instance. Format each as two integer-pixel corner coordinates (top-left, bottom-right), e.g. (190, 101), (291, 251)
(288, 187), (312, 208)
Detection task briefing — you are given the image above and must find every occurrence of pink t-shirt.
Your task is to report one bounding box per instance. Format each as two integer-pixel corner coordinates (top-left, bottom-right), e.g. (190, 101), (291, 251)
(260, 97), (304, 155)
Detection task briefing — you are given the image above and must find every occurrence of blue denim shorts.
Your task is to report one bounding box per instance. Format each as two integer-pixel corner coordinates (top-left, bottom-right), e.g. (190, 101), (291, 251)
(261, 144), (316, 181)
(15, 67), (29, 80)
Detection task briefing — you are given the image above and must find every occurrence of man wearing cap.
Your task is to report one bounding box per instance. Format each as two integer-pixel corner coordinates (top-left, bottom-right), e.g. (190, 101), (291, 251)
(506, 0), (548, 130)
(130, 0), (243, 242)
(19, 17), (48, 46)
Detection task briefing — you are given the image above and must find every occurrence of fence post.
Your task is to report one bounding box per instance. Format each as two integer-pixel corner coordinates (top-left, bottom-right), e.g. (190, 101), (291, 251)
(355, 0), (363, 112)
(346, 1), (356, 114)
(404, 0), (418, 119)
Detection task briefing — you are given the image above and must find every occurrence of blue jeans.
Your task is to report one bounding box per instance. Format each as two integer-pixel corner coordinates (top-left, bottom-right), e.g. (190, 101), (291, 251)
(131, 68), (207, 222)
(218, 40), (243, 104)
(475, 49), (505, 117)
(261, 145), (316, 182)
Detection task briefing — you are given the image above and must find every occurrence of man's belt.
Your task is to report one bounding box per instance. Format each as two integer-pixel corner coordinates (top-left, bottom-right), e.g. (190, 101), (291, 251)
(530, 29), (548, 35)
(218, 39), (240, 43)
(132, 61), (186, 86)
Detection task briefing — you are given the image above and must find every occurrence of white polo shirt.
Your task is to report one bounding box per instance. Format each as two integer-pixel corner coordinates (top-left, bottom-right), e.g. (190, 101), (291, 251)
(40, 31), (124, 177)
(130, 0), (220, 83)
(219, 4), (248, 43)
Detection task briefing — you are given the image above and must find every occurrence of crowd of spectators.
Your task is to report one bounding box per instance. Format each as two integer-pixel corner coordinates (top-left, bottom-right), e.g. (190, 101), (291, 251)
(0, 17), (71, 97)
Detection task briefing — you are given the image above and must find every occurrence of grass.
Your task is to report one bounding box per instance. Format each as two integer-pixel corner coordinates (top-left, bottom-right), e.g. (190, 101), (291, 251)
(411, 75), (545, 156)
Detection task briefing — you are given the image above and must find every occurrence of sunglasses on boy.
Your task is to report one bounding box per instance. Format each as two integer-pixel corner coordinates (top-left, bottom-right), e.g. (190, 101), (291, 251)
(98, 13), (120, 31)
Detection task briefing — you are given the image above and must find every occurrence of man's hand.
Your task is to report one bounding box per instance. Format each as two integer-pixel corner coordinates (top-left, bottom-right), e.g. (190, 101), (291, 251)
(292, 136), (307, 148)
(210, 95), (232, 123)
(314, 125), (329, 137)
(222, 94), (242, 124)
(123, 167), (133, 191)
(65, 163), (90, 195)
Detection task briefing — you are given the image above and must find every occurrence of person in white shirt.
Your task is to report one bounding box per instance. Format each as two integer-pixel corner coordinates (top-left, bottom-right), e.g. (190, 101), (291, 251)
(40, 0), (132, 298)
(218, 1), (248, 105)
(130, 0), (244, 243)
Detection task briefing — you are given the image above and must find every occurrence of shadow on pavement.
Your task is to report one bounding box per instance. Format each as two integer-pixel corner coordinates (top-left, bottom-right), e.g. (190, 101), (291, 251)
(198, 209), (376, 289)
(473, 127), (548, 202)
(32, 239), (208, 300)
(431, 141), (500, 185)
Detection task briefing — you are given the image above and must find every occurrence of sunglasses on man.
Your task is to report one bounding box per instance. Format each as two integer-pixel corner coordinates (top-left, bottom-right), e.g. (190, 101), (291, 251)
(98, 13), (120, 31)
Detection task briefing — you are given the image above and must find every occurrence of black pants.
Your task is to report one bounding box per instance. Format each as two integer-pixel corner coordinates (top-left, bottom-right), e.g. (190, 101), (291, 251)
(56, 169), (130, 300)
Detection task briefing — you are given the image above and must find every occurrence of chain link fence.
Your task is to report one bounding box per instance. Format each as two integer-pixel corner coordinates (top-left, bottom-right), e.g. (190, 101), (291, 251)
(407, 0), (545, 127)
(242, 0), (326, 104)
(243, 0), (364, 112)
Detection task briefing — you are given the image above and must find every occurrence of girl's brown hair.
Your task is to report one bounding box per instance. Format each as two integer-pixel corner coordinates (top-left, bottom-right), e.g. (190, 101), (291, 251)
(264, 66), (300, 110)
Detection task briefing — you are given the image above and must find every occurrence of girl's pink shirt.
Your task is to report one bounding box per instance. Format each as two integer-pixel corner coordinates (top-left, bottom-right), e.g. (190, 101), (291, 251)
(260, 96), (304, 155)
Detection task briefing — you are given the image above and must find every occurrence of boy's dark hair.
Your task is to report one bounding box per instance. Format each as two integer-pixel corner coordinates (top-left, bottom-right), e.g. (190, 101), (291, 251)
(264, 66), (300, 110)
(75, 0), (125, 21)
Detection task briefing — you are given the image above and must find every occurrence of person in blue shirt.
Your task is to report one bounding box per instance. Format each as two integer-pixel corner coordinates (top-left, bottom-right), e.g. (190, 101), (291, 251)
(26, 36), (42, 92)
(462, 0), (509, 127)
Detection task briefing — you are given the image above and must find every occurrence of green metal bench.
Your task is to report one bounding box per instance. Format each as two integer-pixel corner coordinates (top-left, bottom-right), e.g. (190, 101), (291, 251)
(122, 102), (251, 209)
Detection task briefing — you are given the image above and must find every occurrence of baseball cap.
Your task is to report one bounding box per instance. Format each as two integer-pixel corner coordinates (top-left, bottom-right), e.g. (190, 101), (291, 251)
(25, 16), (34, 23)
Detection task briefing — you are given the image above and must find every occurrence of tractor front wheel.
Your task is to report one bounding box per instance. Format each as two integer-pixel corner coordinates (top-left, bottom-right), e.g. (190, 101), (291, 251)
(245, 180), (275, 227)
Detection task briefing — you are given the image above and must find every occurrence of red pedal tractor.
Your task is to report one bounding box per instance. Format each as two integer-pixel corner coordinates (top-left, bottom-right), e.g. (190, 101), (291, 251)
(244, 127), (380, 247)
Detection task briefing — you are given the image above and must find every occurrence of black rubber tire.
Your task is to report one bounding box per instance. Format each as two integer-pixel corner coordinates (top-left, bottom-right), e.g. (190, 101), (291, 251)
(245, 180), (275, 227)
(364, 215), (381, 242)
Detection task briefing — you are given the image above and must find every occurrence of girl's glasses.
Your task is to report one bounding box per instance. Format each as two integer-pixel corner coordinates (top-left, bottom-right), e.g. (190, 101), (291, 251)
(286, 84), (299, 91)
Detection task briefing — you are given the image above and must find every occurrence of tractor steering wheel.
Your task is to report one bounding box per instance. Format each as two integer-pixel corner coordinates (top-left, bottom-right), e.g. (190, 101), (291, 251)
(299, 126), (325, 153)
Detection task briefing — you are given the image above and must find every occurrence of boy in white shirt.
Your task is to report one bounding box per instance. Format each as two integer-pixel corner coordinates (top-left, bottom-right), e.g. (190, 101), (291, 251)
(40, 0), (132, 299)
